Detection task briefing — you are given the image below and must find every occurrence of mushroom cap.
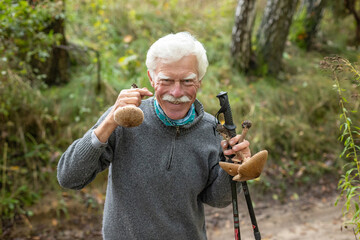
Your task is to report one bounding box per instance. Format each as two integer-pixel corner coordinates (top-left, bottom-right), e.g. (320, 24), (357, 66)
(219, 150), (268, 181)
(114, 105), (144, 127)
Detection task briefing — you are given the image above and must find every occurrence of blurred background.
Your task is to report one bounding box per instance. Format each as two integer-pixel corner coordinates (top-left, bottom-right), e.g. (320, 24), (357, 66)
(0, 0), (359, 239)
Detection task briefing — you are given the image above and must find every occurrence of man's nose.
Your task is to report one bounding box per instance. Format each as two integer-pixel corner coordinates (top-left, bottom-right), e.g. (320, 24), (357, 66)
(170, 81), (184, 98)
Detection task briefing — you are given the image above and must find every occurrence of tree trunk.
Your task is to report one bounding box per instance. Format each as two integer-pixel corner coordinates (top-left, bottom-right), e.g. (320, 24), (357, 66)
(330, 0), (347, 21)
(344, 0), (360, 47)
(230, 0), (257, 72)
(256, 0), (299, 76)
(303, 0), (327, 50)
(45, 15), (69, 85)
(29, 0), (69, 85)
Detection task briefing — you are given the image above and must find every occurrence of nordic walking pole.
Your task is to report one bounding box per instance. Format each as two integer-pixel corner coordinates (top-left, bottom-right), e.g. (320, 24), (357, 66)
(242, 181), (261, 240)
(238, 122), (261, 240)
(216, 91), (263, 240)
(216, 91), (241, 240)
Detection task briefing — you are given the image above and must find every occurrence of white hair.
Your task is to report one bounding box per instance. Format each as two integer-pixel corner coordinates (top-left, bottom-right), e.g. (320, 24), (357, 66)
(146, 32), (209, 81)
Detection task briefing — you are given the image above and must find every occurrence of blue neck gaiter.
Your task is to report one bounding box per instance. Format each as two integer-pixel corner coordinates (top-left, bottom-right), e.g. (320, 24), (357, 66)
(154, 98), (195, 126)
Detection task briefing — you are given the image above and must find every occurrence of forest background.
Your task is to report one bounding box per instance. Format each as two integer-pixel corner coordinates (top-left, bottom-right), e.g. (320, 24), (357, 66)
(1, 0), (360, 239)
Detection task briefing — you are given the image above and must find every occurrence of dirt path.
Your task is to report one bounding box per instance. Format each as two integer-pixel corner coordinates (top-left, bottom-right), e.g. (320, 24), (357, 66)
(205, 194), (353, 240)
(5, 187), (355, 240)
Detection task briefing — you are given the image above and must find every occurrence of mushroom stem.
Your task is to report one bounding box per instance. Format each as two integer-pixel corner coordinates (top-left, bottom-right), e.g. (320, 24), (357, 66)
(233, 120), (252, 162)
(239, 120), (252, 143)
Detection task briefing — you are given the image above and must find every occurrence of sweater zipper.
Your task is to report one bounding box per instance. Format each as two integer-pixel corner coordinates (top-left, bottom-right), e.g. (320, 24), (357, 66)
(167, 127), (180, 170)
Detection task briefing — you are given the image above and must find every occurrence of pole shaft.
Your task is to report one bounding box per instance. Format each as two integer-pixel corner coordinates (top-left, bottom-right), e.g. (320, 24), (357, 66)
(241, 181), (261, 240)
(231, 180), (241, 240)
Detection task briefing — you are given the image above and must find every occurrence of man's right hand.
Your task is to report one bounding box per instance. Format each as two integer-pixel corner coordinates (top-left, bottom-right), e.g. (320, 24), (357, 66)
(94, 87), (153, 143)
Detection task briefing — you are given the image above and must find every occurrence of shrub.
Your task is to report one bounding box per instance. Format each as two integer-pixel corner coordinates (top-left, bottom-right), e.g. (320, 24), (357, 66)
(321, 56), (360, 237)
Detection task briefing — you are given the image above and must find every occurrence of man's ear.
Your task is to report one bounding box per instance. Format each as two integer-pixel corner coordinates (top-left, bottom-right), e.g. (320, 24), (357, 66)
(147, 70), (155, 88)
(196, 79), (202, 89)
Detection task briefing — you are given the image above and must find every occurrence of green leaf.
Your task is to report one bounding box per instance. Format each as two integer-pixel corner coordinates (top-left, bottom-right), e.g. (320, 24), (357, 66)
(352, 205), (360, 220)
(340, 147), (347, 158)
(344, 136), (351, 146)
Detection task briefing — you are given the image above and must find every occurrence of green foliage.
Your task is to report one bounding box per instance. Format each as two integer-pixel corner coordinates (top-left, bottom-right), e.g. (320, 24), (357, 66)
(0, 65), (108, 233)
(0, 0), (63, 81)
(289, 6), (308, 49)
(59, 0), (357, 195)
(65, 0), (236, 88)
(321, 56), (360, 236)
(2, 0), (360, 229)
(0, 72), (59, 229)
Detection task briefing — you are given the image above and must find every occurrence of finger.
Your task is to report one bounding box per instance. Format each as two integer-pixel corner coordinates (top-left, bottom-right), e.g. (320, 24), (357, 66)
(228, 134), (241, 146)
(141, 87), (153, 95)
(117, 90), (146, 102)
(119, 88), (152, 96)
(116, 92), (143, 107)
(232, 140), (250, 152)
(223, 149), (236, 156)
(135, 88), (153, 97)
(221, 140), (228, 150)
(123, 97), (142, 106)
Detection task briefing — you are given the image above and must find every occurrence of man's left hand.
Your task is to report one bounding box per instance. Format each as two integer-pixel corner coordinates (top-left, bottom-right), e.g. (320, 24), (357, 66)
(221, 135), (251, 161)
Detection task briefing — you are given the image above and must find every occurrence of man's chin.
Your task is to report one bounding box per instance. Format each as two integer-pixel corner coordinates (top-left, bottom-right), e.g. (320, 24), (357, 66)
(166, 113), (187, 120)
(164, 103), (189, 119)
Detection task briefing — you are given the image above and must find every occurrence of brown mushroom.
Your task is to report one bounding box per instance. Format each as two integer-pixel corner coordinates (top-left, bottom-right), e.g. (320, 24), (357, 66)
(219, 150), (268, 181)
(113, 105), (144, 127)
(233, 150), (268, 181)
(113, 83), (144, 127)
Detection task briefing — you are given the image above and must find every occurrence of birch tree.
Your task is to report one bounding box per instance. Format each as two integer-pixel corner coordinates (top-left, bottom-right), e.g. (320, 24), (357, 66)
(230, 0), (257, 72)
(256, 0), (299, 76)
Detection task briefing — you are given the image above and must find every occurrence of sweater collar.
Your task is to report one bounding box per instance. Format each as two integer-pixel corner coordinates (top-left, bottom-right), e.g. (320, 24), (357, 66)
(146, 97), (204, 133)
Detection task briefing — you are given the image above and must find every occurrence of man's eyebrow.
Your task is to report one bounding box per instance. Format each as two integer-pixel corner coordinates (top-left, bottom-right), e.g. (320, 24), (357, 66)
(183, 73), (197, 80)
(157, 72), (171, 79)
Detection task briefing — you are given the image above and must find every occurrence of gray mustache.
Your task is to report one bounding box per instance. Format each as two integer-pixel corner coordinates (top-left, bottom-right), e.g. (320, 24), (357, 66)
(162, 94), (191, 104)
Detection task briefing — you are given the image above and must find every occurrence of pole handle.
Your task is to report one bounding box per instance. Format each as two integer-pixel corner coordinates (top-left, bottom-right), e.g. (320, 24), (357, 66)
(216, 92), (237, 138)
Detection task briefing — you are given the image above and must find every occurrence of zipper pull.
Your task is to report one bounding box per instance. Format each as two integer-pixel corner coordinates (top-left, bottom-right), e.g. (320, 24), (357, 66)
(176, 126), (180, 136)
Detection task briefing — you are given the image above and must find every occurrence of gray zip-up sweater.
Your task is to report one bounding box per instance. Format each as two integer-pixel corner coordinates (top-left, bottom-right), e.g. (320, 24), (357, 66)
(57, 98), (236, 240)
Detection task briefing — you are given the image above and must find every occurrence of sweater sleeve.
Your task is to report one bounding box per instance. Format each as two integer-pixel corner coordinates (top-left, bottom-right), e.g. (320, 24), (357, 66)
(57, 108), (115, 190)
(199, 149), (242, 208)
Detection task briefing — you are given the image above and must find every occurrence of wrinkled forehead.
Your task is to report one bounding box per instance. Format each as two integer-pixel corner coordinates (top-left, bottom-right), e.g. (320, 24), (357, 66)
(155, 55), (198, 72)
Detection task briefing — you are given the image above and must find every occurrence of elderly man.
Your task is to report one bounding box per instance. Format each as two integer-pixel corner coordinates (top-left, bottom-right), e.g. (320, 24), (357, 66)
(57, 32), (250, 240)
